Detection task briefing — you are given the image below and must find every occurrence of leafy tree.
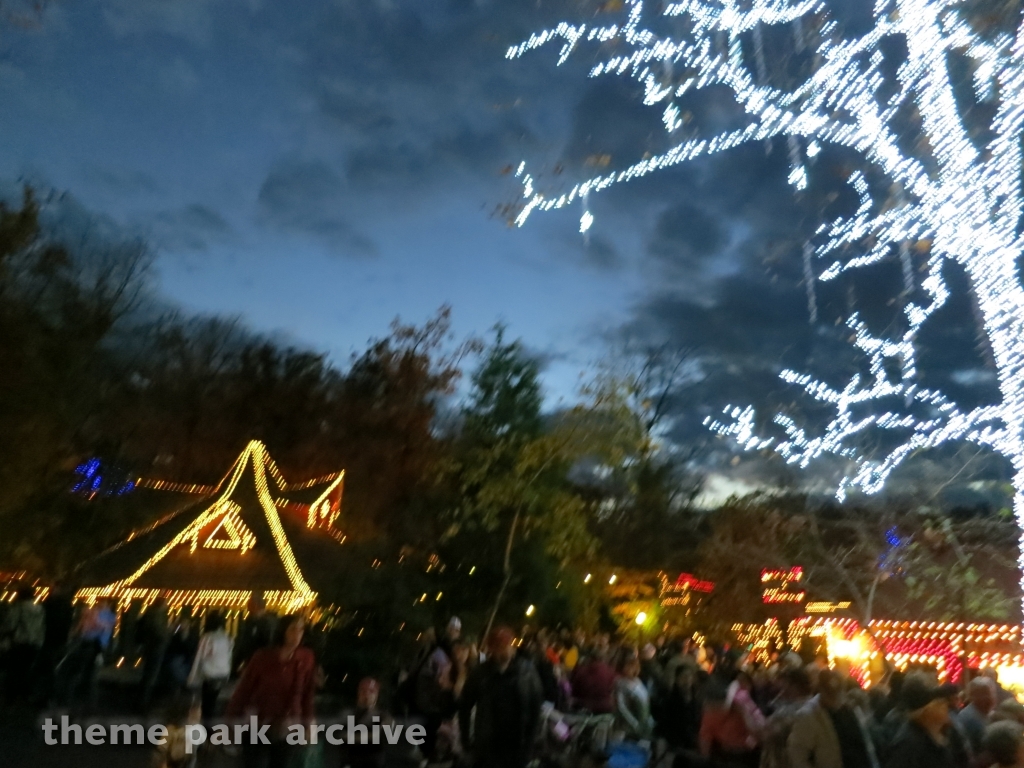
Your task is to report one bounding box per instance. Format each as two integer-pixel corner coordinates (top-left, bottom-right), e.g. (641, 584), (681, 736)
(462, 325), (543, 443)
(444, 328), (615, 637)
(0, 188), (150, 573)
(582, 345), (704, 572)
(695, 493), (1015, 644)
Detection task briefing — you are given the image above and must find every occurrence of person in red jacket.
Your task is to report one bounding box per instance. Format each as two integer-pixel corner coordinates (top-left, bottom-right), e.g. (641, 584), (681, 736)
(226, 613), (316, 768)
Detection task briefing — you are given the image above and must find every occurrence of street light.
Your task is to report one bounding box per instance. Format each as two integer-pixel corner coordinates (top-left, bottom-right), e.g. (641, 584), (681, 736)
(525, 604), (535, 616)
(635, 612), (647, 626)
(609, 574), (617, 585)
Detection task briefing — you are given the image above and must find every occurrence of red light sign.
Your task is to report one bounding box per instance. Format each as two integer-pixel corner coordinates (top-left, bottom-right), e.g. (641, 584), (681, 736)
(761, 566), (806, 604)
(675, 572), (715, 593)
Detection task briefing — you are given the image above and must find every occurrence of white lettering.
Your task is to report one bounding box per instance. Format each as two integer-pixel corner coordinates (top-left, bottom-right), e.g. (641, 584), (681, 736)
(62, 716), (82, 745)
(185, 724), (207, 754)
(252, 715), (271, 745)
(347, 715), (367, 745)
(42, 718), (58, 745)
(111, 724), (144, 745)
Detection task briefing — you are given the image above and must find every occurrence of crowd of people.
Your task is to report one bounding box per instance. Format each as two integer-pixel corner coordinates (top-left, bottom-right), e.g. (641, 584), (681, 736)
(6, 585), (1024, 768)
(397, 622), (1024, 768)
(0, 586), (280, 714)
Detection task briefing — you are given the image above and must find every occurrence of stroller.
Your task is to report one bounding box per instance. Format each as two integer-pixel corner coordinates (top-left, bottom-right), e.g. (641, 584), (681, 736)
(538, 706), (619, 768)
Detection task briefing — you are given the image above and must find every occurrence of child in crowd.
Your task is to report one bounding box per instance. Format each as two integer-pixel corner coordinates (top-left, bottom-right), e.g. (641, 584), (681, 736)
(152, 694), (201, 768)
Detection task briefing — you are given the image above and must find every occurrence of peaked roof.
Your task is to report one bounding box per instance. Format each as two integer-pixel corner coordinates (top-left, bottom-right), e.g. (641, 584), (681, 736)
(76, 441), (344, 612)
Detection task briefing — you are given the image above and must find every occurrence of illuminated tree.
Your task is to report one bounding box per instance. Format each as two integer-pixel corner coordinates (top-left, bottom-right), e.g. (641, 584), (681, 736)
(507, 1), (1024, 602)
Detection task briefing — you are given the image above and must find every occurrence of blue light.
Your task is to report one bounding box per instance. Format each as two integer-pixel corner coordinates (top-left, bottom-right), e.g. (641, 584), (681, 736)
(71, 458), (135, 498)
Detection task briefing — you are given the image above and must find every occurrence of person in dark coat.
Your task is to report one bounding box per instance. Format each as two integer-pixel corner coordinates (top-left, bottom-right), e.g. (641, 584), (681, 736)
(233, 594), (277, 677)
(459, 626), (543, 768)
(138, 597), (170, 710)
(658, 662), (703, 752)
(339, 677), (388, 768)
(884, 672), (967, 768)
(1, 586), (45, 704)
(37, 583), (74, 704)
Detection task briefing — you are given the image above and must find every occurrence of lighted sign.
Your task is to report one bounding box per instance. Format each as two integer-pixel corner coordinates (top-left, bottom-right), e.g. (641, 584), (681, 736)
(761, 567), (806, 604)
(660, 572), (714, 608)
(676, 573), (715, 593)
(806, 601), (852, 614)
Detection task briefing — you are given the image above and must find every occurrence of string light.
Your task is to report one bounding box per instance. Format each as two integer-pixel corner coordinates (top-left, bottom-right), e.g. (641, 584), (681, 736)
(761, 567), (806, 604)
(806, 601), (852, 613)
(506, 0), (1024, 610)
(72, 459), (135, 497)
(75, 441), (345, 611)
(735, 618), (1024, 684)
(135, 479), (217, 495)
(198, 501), (256, 553)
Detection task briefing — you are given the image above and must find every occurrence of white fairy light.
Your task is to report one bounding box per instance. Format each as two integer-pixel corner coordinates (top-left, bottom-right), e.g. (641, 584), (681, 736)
(580, 210), (594, 234)
(508, 0), (1024, 605)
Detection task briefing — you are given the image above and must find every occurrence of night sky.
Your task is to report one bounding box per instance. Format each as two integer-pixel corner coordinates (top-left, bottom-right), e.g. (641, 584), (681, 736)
(0, 0), (1004, 500)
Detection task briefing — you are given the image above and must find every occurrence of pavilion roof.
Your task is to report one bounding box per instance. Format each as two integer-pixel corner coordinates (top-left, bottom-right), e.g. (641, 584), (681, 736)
(75, 440), (344, 612)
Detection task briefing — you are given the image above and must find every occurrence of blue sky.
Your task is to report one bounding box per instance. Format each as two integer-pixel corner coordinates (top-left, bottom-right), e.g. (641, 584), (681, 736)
(0, 0), (655, 403)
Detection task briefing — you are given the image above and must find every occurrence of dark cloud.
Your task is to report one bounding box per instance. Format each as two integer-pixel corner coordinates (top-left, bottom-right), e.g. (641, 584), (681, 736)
(144, 204), (230, 252)
(293, 0), (576, 196)
(257, 160), (376, 257)
(318, 87), (396, 135)
(339, 114), (537, 193)
(101, 0), (215, 45)
(563, 80), (668, 170)
(578, 235), (622, 270)
(648, 203), (728, 271)
(85, 166), (160, 196)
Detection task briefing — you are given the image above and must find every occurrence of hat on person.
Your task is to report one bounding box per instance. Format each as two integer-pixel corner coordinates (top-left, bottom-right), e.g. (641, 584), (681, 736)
(901, 674), (958, 711)
(447, 616), (462, 633)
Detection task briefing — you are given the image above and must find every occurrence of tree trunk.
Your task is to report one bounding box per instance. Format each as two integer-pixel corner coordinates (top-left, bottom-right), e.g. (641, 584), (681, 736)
(962, 258), (1024, 610)
(483, 508), (521, 642)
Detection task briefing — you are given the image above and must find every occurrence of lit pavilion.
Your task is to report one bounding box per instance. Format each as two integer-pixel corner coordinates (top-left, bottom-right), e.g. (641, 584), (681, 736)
(75, 440), (344, 613)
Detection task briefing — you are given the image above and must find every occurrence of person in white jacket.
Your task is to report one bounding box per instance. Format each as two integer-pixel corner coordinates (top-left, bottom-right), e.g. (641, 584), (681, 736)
(187, 611), (233, 721)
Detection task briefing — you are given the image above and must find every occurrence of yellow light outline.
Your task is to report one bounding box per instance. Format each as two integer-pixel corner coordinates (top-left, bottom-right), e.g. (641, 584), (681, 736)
(307, 473), (344, 528)
(90, 441), (316, 602)
(201, 501), (256, 553)
(75, 440), (347, 611)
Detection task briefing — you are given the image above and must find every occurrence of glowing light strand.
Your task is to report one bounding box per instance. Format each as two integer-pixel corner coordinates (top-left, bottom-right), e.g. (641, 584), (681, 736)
(509, 0), (1024, 606)
(77, 441), (329, 611)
